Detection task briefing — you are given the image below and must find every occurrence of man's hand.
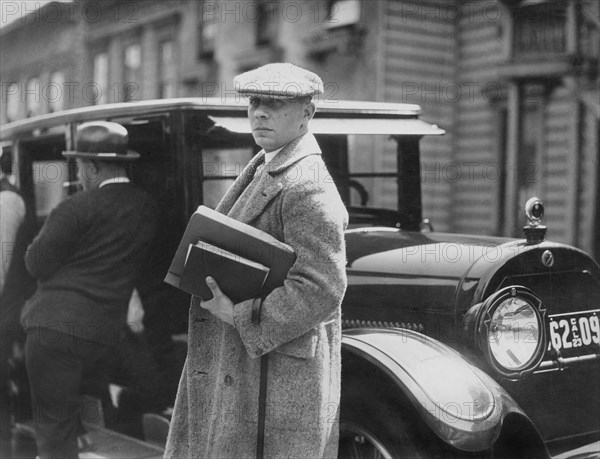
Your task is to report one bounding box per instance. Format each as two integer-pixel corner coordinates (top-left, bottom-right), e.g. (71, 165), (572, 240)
(200, 277), (235, 325)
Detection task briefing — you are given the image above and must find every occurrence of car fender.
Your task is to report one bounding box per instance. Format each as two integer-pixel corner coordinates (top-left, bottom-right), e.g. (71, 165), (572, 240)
(342, 327), (546, 453)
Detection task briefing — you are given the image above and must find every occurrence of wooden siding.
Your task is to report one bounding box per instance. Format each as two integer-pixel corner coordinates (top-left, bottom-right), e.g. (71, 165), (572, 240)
(452, 1), (504, 235)
(383, 0), (457, 231)
(542, 86), (573, 244)
(577, 105), (599, 257)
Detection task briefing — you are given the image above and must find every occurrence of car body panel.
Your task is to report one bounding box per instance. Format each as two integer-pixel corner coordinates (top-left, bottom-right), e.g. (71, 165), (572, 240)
(342, 229), (600, 451)
(342, 328), (547, 454)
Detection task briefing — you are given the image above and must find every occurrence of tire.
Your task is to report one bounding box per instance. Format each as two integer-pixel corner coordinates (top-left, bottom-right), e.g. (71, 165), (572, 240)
(339, 355), (471, 459)
(338, 418), (413, 459)
(338, 379), (426, 459)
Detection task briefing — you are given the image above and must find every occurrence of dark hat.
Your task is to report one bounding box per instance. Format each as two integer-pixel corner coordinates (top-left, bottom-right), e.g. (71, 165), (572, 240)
(63, 121), (140, 161)
(234, 63), (324, 99)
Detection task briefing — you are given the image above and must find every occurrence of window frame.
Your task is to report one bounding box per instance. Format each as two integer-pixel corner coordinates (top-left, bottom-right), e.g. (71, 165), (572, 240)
(92, 50), (110, 105)
(158, 39), (177, 99)
(198, 4), (218, 60)
(123, 41), (142, 102)
(255, 1), (278, 46)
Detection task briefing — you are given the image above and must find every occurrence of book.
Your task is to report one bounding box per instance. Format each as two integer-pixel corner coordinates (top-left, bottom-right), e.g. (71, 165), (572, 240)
(165, 205), (296, 299)
(179, 241), (270, 304)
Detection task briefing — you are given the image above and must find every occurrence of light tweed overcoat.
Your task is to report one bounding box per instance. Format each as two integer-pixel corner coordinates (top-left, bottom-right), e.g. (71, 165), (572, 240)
(165, 133), (348, 458)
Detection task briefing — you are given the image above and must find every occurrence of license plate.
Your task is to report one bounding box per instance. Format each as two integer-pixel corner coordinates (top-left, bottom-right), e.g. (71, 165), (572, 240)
(548, 309), (600, 359)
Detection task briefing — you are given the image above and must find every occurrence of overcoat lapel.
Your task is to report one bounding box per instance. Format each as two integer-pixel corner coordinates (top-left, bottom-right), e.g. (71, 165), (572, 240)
(221, 134), (322, 225)
(229, 178), (283, 225)
(215, 150), (265, 215)
(217, 134), (321, 223)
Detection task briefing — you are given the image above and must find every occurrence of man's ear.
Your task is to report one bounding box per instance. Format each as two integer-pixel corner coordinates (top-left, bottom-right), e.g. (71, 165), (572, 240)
(77, 159), (96, 178)
(304, 101), (316, 121)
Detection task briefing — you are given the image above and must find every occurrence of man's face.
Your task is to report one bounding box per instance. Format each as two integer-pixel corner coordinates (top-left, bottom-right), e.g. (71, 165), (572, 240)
(247, 96), (311, 152)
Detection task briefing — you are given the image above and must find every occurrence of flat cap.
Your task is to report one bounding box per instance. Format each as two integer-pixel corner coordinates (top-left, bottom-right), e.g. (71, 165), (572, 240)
(234, 63), (324, 98)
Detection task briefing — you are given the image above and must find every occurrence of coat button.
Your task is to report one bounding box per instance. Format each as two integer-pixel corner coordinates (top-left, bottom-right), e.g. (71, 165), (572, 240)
(224, 374), (233, 386)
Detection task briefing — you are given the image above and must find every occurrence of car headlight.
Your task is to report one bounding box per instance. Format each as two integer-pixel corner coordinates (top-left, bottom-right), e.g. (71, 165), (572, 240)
(476, 286), (547, 379)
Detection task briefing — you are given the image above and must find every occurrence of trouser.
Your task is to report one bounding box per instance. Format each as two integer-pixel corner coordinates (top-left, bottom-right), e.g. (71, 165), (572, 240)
(25, 329), (108, 459)
(1, 300), (27, 457)
(0, 332), (11, 458)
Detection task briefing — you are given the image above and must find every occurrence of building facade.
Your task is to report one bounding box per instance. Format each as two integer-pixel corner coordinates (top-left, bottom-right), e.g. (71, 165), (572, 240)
(1, 0), (598, 260)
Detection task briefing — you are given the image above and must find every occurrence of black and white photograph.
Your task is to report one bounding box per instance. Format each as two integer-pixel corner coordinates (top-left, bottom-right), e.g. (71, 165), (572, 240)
(1, 1), (599, 458)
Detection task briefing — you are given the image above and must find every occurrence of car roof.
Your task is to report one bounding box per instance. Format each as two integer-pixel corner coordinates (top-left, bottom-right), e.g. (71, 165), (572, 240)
(0, 97), (445, 139)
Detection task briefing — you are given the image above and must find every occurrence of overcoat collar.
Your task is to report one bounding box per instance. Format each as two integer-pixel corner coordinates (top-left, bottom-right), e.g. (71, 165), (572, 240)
(265, 133), (321, 175)
(216, 133), (321, 219)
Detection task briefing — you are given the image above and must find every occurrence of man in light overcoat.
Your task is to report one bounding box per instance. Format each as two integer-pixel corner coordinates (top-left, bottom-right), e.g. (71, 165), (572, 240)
(165, 63), (348, 458)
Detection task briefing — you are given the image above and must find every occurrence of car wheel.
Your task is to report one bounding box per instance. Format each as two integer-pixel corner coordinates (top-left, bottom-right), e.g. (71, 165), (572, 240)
(339, 420), (403, 459)
(339, 355), (471, 459)
(338, 388), (424, 459)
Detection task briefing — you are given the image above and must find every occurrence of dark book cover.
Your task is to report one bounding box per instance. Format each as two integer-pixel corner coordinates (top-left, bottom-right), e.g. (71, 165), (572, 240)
(179, 241), (270, 304)
(165, 206), (296, 297)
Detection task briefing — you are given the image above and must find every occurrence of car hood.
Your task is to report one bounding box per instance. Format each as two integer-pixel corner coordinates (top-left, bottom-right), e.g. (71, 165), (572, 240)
(346, 227), (512, 278)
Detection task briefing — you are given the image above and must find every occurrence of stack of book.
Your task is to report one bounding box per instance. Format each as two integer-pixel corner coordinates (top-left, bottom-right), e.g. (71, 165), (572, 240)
(165, 206), (296, 305)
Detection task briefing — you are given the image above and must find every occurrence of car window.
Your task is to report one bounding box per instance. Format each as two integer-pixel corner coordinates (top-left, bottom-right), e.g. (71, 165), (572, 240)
(17, 132), (69, 227)
(32, 160), (69, 218)
(186, 113), (258, 209)
(320, 134), (399, 210)
(193, 129), (404, 219)
(108, 115), (173, 203)
(202, 147), (254, 208)
(348, 134), (398, 210)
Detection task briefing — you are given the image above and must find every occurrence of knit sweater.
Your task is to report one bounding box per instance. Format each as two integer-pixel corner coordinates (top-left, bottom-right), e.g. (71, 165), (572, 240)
(21, 183), (157, 345)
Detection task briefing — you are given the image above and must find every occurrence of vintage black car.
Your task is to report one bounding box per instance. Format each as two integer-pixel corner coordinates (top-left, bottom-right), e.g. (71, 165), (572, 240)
(1, 98), (599, 458)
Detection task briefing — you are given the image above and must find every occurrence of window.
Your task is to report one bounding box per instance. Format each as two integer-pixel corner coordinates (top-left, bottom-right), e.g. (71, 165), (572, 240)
(32, 160), (70, 218)
(159, 41), (176, 98)
(324, 0), (360, 29)
(17, 133), (69, 223)
(5, 83), (21, 122)
(123, 43), (141, 102)
(305, 0), (363, 60)
(198, 5), (218, 59)
(202, 147), (254, 208)
(513, 1), (566, 56)
(25, 77), (42, 117)
(48, 71), (65, 113)
(256, 1), (278, 46)
(93, 52), (109, 104)
(185, 113), (256, 209)
(1, 144), (12, 174)
(320, 134), (397, 211)
(579, 1), (600, 59)
(113, 115), (173, 200)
